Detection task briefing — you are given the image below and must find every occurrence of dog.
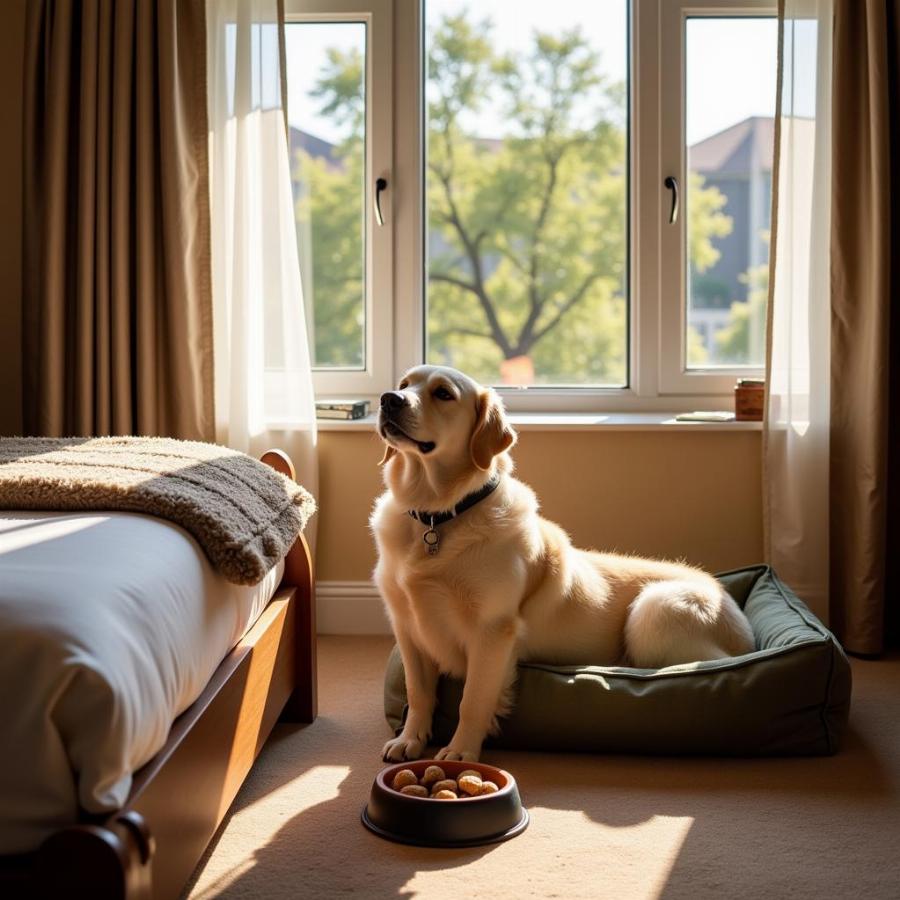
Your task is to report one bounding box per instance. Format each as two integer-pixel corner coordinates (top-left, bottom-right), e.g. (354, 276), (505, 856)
(371, 365), (755, 762)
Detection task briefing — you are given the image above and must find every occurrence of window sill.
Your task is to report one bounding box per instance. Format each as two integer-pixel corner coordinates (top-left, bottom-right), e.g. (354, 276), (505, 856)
(315, 412), (763, 432)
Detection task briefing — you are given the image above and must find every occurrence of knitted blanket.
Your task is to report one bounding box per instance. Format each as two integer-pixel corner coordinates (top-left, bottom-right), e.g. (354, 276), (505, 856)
(0, 437), (316, 585)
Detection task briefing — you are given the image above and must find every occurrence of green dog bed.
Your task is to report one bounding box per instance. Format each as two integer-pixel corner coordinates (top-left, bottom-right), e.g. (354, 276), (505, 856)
(384, 565), (852, 756)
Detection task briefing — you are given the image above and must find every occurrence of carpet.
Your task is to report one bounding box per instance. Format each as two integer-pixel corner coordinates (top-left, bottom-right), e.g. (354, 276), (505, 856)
(186, 636), (900, 900)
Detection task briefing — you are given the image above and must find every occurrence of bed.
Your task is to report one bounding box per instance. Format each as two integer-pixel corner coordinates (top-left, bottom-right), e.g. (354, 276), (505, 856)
(0, 447), (316, 900)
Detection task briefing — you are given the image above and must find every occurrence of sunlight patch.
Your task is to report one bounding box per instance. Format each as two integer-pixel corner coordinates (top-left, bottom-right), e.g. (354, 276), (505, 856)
(190, 765), (350, 898)
(399, 808), (693, 900)
(0, 515), (106, 556)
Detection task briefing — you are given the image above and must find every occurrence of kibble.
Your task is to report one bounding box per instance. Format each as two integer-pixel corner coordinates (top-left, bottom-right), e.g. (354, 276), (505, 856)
(387, 765), (504, 801)
(457, 774), (483, 796)
(391, 769), (418, 791)
(421, 765), (446, 786)
(399, 784), (429, 797)
(430, 779), (458, 795)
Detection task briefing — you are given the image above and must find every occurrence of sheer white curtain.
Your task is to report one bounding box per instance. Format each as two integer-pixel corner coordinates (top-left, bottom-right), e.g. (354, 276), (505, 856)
(764, 0), (833, 622)
(206, 0), (318, 517)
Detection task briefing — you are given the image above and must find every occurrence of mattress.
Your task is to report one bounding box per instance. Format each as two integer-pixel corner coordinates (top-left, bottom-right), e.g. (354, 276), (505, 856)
(0, 510), (284, 855)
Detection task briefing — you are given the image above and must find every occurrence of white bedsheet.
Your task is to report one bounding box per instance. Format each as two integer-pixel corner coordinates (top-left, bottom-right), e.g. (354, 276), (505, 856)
(0, 511), (283, 854)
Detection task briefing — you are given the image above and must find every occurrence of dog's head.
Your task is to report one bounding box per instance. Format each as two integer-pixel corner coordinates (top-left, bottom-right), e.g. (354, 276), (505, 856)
(377, 365), (517, 475)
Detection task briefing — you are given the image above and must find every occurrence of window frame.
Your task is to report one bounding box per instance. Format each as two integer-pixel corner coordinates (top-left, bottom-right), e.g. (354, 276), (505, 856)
(283, 0), (394, 398)
(657, 0), (776, 396)
(288, 0), (777, 412)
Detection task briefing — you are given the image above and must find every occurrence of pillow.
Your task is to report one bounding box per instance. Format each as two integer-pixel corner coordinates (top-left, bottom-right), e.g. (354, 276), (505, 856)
(384, 565), (852, 756)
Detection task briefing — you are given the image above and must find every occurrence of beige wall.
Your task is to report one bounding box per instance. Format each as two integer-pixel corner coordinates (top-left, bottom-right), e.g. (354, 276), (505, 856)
(0, 1), (25, 436)
(316, 430), (763, 582)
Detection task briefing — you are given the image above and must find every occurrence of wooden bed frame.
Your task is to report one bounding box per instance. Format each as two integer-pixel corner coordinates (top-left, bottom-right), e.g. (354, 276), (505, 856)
(0, 449), (317, 900)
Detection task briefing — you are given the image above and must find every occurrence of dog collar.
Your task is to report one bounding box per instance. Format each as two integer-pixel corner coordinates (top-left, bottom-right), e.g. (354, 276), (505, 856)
(408, 474), (501, 555)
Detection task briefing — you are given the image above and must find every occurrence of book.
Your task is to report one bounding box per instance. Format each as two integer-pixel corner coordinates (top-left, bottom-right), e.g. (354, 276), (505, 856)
(674, 410), (736, 423)
(316, 399), (370, 420)
(316, 398), (370, 411)
(316, 407), (369, 420)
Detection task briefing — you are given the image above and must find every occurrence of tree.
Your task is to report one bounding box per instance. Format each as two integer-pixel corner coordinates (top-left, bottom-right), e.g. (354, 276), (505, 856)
(688, 171), (732, 275)
(295, 12), (735, 385)
(293, 47), (366, 368)
(714, 261), (768, 365)
(686, 171), (733, 367)
(424, 15), (629, 384)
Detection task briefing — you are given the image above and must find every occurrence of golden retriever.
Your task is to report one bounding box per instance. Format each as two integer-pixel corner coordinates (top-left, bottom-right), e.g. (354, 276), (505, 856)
(371, 365), (755, 762)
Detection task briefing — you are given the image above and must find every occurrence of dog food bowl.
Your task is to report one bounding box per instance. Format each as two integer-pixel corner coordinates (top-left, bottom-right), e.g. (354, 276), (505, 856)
(362, 759), (529, 848)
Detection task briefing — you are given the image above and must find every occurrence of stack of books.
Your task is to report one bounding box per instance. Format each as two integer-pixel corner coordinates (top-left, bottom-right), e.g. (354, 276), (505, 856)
(315, 399), (371, 420)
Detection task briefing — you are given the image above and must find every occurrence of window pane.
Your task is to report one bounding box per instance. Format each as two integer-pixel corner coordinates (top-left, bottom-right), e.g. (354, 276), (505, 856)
(686, 17), (777, 369)
(285, 22), (366, 369)
(424, 1), (629, 387)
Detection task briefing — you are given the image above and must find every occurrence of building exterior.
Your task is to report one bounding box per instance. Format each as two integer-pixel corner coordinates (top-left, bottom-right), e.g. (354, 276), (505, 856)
(688, 116), (774, 360)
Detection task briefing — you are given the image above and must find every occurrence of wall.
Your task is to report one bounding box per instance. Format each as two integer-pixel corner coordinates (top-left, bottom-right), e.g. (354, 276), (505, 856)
(316, 429), (763, 585)
(0, 1), (25, 436)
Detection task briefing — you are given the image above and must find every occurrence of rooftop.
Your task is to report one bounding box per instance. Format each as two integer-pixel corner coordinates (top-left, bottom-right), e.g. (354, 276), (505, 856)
(689, 116), (774, 175)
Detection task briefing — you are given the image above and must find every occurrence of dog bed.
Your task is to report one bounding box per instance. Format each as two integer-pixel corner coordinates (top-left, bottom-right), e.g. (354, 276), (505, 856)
(383, 565), (852, 756)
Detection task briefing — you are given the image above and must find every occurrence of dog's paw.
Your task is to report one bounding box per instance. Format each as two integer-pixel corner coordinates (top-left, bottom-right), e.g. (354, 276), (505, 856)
(434, 745), (480, 763)
(382, 734), (426, 762)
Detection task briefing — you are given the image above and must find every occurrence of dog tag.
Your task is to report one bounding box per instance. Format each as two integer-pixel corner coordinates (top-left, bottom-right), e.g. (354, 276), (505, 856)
(423, 527), (439, 555)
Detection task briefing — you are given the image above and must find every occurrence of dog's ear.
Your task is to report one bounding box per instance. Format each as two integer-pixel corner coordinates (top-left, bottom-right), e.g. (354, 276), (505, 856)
(379, 444), (397, 466)
(470, 388), (516, 471)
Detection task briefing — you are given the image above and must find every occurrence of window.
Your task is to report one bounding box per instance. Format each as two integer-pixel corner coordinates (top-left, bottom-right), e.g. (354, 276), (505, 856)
(286, 20), (367, 370)
(658, 0), (776, 396)
(284, 0), (392, 398)
(286, 0), (776, 410)
(424, 0), (629, 389)
(684, 16), (776, 370)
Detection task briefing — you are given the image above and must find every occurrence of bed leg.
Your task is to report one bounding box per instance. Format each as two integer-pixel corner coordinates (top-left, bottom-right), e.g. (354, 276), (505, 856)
(36, 811), (154, 900)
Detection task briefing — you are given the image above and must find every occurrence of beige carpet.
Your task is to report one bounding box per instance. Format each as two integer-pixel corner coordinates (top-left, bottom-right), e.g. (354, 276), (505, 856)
(186, 637), (900, 900)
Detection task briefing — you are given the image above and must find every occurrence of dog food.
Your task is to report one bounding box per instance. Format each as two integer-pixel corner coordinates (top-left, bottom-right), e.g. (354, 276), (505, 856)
(457, 774), (483, 796)
(388, 766), (504, 801)
(399, 784), (429, 797)
(391, 769), (419, 791)
(430, 779), (458, 796)
(421, 765), (446, 786)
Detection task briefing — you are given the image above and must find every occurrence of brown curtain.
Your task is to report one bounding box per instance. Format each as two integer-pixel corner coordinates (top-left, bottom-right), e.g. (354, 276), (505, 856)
(830, 0), (900, 654)
(22, 0), (214, 440)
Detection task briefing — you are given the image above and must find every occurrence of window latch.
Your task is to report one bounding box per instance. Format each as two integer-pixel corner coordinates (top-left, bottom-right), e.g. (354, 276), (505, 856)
(664, 176), (679, 225)
(375, 177), (388, 226)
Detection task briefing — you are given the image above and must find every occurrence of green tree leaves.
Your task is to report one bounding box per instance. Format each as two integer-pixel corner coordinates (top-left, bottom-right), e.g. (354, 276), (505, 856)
(293, 44), (366, 368)
(291, 10), (759, 383)
(689, 171), (732, 274)
(424, 13), (628, 385)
